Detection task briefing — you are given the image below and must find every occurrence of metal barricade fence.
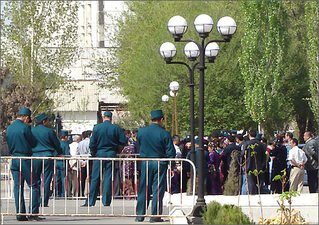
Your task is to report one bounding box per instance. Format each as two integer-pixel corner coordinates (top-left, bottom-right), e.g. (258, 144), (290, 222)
(0, 155), (196, 223)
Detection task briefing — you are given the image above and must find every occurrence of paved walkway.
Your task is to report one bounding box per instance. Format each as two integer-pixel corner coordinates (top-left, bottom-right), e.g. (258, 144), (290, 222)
(0, 198), (173, 224)
(0, 177), (312, 225)
(2, 216), (172, 224)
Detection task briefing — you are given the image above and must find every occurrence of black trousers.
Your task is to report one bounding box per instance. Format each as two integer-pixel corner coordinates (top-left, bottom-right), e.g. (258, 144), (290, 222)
(307, 169), (318, 193)
(247, 174), (263, 195)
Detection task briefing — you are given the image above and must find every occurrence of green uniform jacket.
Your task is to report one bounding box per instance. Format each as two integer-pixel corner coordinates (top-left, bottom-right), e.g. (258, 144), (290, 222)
(31, 124), (62, 156)
(6, 119), (36, 156)
(89, 121), (127, 157)
(60, 140), (70, 156)
(137, 123), (176, 158)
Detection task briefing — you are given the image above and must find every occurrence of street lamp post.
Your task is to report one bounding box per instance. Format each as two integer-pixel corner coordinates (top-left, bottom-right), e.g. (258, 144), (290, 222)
(162, 14), (236, 216)
(169, 81), (179, 135)
(161, 94), (169, 129)
(169, 91), (176, 135)
(160, 42), (200, 179)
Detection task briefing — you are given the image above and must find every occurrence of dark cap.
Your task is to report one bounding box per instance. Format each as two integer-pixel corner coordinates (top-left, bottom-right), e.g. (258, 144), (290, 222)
(35, 113), (48, 123)
(151, 109), (164, 120)
(103, 111), (113, 117)
(17, 107), (31, 116)
(59, 130), (68, 137)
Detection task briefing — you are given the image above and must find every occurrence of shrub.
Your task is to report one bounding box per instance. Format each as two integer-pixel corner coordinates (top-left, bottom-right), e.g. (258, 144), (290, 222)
(203, 201), (254, 224)
(224, 150), (241, 195)
(202, 201), (222, 224)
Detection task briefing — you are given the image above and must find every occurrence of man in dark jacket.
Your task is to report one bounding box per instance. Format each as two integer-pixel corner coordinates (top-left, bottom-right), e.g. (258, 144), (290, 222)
(6, 107), (41, 221)
(242, 130), (266, 195)
(221, 135), (241, 182)
(303, 131), (319, 193)
(269, 137), (287, 194)
(135, 109), (176, 223)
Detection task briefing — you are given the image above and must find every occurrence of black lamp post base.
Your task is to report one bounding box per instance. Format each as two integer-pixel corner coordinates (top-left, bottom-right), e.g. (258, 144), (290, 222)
(191, 204), (206, 217)
(187, 216), (203, 225)
(187, 205), (206, 225)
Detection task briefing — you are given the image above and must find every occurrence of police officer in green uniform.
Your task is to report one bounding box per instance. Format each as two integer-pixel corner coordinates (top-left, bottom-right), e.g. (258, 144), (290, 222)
(32, 113), (62, 207)
(135, 110), (176, 223)
(56, 130), (70, 197)
(6, 107), (41, 221)
(82, 111), (127, 207)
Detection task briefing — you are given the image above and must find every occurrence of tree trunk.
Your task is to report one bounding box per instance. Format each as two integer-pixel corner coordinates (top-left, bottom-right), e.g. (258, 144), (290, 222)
(296, 116), (307, 143)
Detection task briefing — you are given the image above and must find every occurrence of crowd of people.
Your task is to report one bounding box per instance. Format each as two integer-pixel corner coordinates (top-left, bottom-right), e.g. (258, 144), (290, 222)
(169, 130), (318, 196)
(3, 106), (319, 222)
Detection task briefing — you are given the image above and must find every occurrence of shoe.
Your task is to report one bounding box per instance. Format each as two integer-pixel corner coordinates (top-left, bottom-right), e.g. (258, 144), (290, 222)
(40, 203), (49, 207)
(81, 203), (93, 207)
(135, 217), (144, 222)
(150, 218), (164, 223)
(28, 216), (46, 221)
(16, 217), (28, 221)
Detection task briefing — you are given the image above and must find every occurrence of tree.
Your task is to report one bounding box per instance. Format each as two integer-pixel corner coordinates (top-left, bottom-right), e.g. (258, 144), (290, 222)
(0, 0), (79, 130)
(88, 1), (318, 138)
(240, 0), (290, 136)
(305, 1), (319, 132)
(239, 1), (319, 138)
(282, 1), (316, 141)
(93, 1), (254, 135)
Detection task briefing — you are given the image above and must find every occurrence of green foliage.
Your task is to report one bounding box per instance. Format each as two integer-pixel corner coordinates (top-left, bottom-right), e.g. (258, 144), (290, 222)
(203, 201), (253, 224)
(283, 2), (316, 137)
(240, 1), (318, 135)
(272, 168), (287, 193)
(89, 1), (317, 136)
(1, 0), (79, 119)
(239, 0), (291, 134)
(279, 191), (300, 204)
(305, 1), (319, 130)
(203, 201), (221, 224)
(110, 1), (254, 133)
(277, 191), (301, 224)
(85, 48), (119, 89)
(272, 174), (282, 182)
(248, 169), (264, 177)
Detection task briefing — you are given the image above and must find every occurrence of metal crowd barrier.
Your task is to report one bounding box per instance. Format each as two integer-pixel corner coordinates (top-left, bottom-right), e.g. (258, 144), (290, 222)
(0, 155), (196, 223)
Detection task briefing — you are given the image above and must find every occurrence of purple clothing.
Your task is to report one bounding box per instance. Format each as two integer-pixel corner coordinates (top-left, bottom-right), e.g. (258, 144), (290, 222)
(120, 145), (136, 177)
(207, 151), (222, 195)
(120, 145), (136, 198)
(170, 166), (181, 194)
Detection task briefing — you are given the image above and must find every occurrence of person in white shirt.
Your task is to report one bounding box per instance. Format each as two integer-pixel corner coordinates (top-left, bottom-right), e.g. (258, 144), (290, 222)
(68, 135), (82, 197)
(288, 138), (307, 192)
(172, 135), (182, 158)
(77, 130), (92, 197)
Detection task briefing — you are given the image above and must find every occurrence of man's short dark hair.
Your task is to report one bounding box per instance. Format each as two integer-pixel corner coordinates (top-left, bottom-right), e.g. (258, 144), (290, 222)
(228, 135), (236, 143)
(236, 134), (244, 141)
(249, 130), (257, 138)
(286, 132), (293, 139)
(172, 135), (180, 142)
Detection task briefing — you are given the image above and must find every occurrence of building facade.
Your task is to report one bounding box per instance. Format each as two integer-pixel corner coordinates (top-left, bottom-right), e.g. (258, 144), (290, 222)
(53, 1), (127, 134)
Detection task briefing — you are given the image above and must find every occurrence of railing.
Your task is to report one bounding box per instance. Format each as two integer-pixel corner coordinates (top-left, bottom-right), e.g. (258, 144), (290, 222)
(0, 155), (196, 224)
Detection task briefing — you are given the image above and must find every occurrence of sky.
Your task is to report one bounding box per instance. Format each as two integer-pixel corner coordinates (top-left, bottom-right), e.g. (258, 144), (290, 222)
(1, 1), (10, 25)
